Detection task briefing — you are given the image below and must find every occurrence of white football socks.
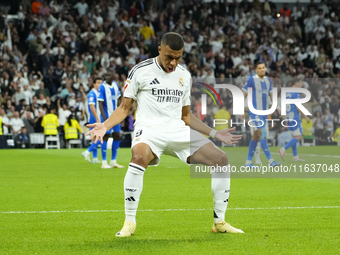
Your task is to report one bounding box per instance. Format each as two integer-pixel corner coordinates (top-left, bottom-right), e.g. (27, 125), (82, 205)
(211, 165), (231, 224)
(255, 143), (262, 164)
(124, 163), (145, 224)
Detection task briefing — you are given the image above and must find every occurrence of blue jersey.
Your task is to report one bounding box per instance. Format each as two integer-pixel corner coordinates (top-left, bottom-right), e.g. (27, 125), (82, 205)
(286, 92), (302, 129)
(243, 75), (273, 114)
(87, 88), (100, 124)
(98, 81), (121, 122)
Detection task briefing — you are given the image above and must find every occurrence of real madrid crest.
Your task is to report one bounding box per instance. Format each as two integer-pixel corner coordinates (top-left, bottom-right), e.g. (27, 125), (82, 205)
(179, 78), (184, 87)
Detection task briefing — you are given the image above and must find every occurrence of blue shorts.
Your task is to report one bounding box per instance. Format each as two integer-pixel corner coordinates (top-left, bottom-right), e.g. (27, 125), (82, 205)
(248, 112), (266, 130)
(106, 124), (121, 134)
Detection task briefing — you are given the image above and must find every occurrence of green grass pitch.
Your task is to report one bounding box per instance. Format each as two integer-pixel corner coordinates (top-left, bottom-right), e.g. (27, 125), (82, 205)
(0, 146), (340, 254)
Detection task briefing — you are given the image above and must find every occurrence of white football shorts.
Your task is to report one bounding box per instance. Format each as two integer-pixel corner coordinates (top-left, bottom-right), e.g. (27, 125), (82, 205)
(289, 128), (302, 136)
(131, 125), (211, 166)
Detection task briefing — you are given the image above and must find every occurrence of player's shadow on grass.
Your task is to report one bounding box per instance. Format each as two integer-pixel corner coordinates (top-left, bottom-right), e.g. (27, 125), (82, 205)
(70, 234), (242, 252)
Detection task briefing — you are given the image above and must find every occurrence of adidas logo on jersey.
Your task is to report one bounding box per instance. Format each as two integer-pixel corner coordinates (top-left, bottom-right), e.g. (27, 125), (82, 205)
(150, 78), (160, 84)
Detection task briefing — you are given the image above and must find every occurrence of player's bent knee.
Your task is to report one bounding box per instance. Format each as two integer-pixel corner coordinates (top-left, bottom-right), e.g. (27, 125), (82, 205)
(210, 150), (228, 166)
(131, 143), (155, 167)
(131, 153), (153, 168)
(296, 135), (303, 141)
(216, 152), (229, 166)
(131, 154), (146, 165)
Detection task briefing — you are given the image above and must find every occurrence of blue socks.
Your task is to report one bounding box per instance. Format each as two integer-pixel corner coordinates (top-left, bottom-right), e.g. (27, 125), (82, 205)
(260, 139), (273, 160)
(292, 143), (298, 157)
(284, 137), (298, 151)
(93, 147), (98, 159)
(247, 139), (258, 161)
(112, 140), (120, 160)
(87, 141), (97, 153)
(87, 141), (99, 159)
(101, 140), (107, 161)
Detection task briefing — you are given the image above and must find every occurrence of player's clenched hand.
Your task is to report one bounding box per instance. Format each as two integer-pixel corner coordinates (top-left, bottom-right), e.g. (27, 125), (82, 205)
(215, 127), (242, 145)
(86, 123), (107, 144)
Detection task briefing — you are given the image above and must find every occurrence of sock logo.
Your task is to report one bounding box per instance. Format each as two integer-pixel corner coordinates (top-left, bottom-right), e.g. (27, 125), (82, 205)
(224, 190), (230, 193)
(125, 196), (135, 201)
(125, 188), (137, 192)
(223, 199), (229, 203)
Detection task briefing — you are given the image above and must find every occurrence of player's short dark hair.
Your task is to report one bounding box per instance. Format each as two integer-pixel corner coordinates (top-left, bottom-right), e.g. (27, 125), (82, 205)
(290, 78), (301, 86)
(93, 77), (103, 83)
(254, 61), (265, 68)
(161, 32), (184, 51)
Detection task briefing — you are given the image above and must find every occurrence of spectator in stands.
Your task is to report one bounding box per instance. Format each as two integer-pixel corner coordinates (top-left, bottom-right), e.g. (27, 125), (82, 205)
(23, 85), (33, 105)
(15, 99), (26, 113)
(13, 71), (29, 89)
(37, 93), (47, 106)
(33, 110), (44, 133)
(22, 111), (35, 134)
(0, 0), (340, 149)
(0, 108), (10, 135)
(14, 86), (25, 106)
(0, 110), (7, 148)
(57, 98), (71, 127)
(41, 108), (59, 137)
(74, 0), (88, 17)
(64, 113), (82, 145)
(0, 71), (11, 93)
(34, 82), (50, 98)
(333, 124), (340, 144)
(9, 111), (25, 139)
(213, 105), (231, 146)
(317, 124), (332, 145)
(302, 116), (314, 136)
(84, 56), (96, 75)
(29, 71), (42, 91)
(313, 111), (323, 135)
(322, 108), (334, 133)
(14, 127), (30, 148)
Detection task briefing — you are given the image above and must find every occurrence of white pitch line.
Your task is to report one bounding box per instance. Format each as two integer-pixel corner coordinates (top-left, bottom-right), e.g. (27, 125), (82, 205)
(1, 206), (339, 214)
(271, 152), (340, 159)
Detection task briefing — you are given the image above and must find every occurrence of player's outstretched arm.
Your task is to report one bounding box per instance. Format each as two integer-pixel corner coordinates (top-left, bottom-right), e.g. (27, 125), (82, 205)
(86, 97), (134, 143)
(182, 106), (242, 145)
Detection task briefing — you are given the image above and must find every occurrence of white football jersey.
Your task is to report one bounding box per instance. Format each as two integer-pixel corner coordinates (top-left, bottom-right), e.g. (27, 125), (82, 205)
(124, 57), (191, 128)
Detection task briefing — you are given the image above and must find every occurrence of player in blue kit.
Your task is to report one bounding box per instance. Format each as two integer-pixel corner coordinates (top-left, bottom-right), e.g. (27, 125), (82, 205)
(278, 78), (310, 161)
(243, 61), (281, 168)
(82, 77), (103, 163)
(98, 71), (124, 169)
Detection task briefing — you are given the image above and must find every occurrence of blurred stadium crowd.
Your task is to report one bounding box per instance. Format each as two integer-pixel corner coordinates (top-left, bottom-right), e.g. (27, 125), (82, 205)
(0, 0), (340, 148)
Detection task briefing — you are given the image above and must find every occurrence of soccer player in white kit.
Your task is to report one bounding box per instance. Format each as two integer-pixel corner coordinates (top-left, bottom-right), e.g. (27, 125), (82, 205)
(87, 33), (244, 236)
